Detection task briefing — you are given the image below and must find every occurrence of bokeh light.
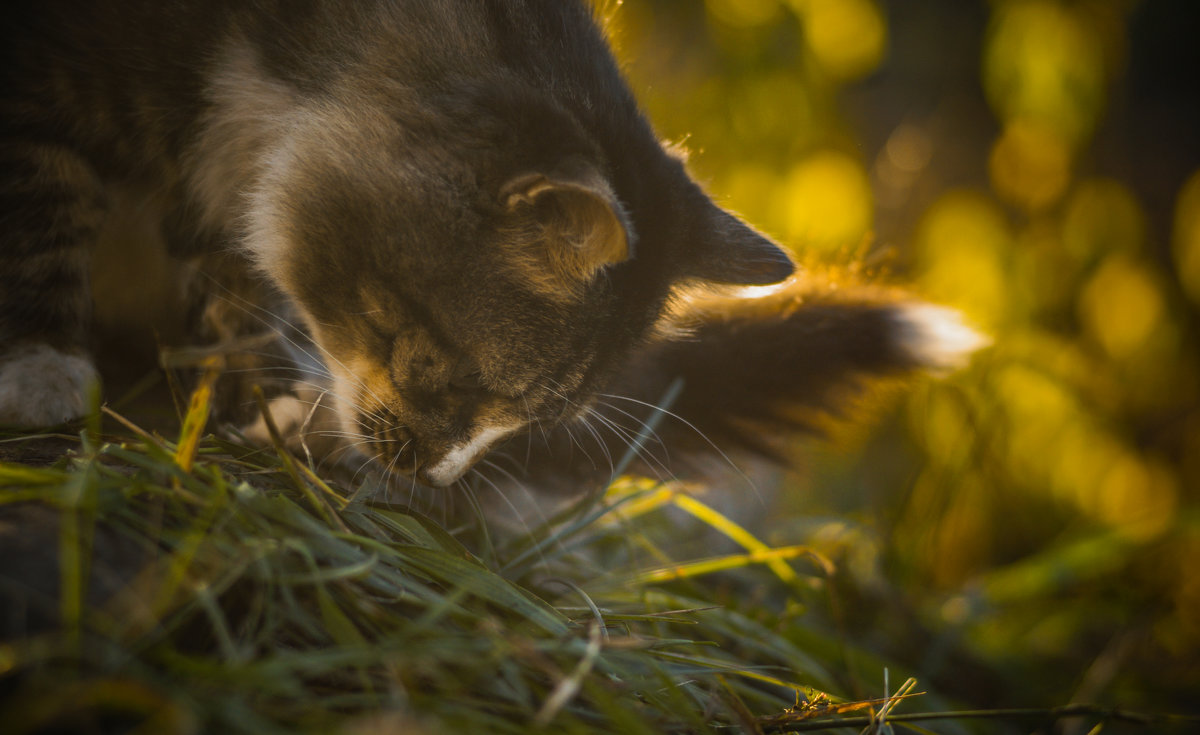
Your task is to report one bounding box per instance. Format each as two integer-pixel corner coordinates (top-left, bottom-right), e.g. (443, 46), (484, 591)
(989, 119), (1071, 210)
(1062, 178), (1145, 263)
(913, 191), (1010, 327)
(1078, 252), (1166, 360)
(1174, 169), (1200, 305)
(604, 0), (1199, 712)
(775, 150), (873, 252)
(983, 0), (1107, 146)
(789, 0), (887, 80)
(706, 0), (781, 29)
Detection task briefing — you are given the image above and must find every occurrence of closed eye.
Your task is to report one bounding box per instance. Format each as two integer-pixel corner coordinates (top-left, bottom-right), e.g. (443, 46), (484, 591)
(448, 365), (484, 393)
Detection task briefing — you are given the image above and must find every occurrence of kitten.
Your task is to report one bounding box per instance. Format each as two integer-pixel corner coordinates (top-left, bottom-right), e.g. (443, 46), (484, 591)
(0, 1), (983, 488)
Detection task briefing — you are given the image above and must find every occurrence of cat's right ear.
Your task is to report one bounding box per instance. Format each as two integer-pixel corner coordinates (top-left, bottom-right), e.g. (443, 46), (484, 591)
(684, 200), (795, 286)
(500, 161), (634, 287)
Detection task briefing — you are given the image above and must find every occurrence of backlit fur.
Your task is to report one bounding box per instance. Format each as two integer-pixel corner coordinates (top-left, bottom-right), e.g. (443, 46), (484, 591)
(0, 1), (982, 490)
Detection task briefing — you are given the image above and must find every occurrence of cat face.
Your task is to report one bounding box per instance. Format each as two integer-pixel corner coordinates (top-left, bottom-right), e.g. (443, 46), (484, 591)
(244, 89), (793, 486)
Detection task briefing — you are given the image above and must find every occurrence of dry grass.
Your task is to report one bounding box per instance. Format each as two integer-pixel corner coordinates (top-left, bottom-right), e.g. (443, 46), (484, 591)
(0, 379), (1193, 734)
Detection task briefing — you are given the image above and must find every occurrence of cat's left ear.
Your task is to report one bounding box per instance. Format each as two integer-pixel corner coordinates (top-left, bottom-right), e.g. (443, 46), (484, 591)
(684, 199), (795, 285)
(501, 161), (634, 284)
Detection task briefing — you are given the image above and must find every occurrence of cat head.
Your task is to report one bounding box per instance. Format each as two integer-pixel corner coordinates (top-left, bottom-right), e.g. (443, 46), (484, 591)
(244, 83), (793, 486)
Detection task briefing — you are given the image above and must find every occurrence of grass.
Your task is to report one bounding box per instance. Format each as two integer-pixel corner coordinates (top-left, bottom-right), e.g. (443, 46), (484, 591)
(0, 378), (1194, 734)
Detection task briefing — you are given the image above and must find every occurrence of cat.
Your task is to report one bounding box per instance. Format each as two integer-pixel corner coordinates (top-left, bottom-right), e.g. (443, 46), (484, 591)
(0, 0), (984, 490)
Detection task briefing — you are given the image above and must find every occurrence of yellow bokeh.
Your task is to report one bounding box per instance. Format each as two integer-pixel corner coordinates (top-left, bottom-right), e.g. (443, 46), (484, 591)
(729, 72), (814, 143)
(1173, 169), (1200, 304)
(1094, 453), (1178, 542)
(983, 0), (1106, 146)
(1175, 532), (1200, 645)
(1051, 421), (1119, 508)
(994, 362), (1077, 486)
(931, 474), (991, 586)
(1077, 253), (1166, 359)
(989, 120), (1071, 211)
(721, 164), (778, 229)
(916, 387), (973, 470)
(789, 0), (887, 80)
(1062, 178), (1145, 263)
(607, 1), (1195, 702)
(706, 0), (782, 29)
(913, 191), (1011, 327)
(774, 150), (872, 253)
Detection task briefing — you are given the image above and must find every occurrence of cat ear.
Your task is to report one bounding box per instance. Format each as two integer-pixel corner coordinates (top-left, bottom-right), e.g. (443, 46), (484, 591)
(685, 201), (795, 285)
(501, 162), (633, 284)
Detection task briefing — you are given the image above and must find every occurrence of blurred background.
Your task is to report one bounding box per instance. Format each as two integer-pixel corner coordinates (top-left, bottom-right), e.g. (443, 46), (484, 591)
(601, 0), (1200, 720)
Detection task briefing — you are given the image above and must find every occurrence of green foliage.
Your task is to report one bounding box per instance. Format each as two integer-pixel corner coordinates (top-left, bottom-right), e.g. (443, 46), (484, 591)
(608, 0), (1200, 722)
(0, 425), (887, 734)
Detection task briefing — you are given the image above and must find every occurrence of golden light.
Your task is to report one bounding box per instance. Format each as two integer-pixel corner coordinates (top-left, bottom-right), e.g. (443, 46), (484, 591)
(994, 362), (1077, 486)
(723, 163), (781, 233)
(1094, 453), (1178, 542)
(1078, 253), (1166, 360)
(774, 150), (872, 253)
(730, 72), (814, 143)
(1173, 169), (1200, 305)
(876, 124), (934, 197)
(989, 119), (1071, 211)
(706, 0), (782, 29)
(916, 387), (972, 467)
(1062, 178), (1145, 263)
(930, 474), (990, 586)
(983, 0), (1106, 146)
(789, 0), (887, 81)
(1176, 533), (1200, 645)
(913, 191), (1011, 327)
(884, 123), (933, 174)
(1050, 421), (1118, 509)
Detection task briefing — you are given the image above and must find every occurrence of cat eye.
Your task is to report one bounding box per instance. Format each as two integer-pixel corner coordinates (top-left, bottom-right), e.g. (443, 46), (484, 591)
(448, 364), (485, 393)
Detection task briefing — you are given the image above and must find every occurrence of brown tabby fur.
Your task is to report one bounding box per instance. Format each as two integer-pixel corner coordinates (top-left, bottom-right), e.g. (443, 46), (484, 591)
(0, 1), (982, 492)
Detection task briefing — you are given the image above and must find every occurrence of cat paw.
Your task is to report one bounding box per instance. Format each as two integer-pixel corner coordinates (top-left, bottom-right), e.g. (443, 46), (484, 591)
(0, 344), (99, 427)
(238, 389), (343, 459)
(240, 393), (310, 446)
(891, 304), (990, 372)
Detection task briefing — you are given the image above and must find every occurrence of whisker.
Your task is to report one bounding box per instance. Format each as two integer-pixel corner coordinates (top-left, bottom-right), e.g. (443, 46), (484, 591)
(575, 411), (614, 475)
(200, 277), (389, 408)
(584, 406), (672, 482)
(596, 391), (761, 500)
(591, 400), (668, 461)
(473, 460), (563, 570)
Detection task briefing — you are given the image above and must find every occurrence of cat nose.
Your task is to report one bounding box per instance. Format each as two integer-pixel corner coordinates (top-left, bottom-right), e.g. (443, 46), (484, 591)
(415, 464), (452, 487)
(414, 465), (436, 486)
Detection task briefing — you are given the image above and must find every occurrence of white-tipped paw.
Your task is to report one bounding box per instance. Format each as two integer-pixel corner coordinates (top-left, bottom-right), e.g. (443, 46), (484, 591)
(892, 304), (990, 372)
(240, 393), (310, 446)
(0, 344), (99, 427)
(238, 388), (343, 459)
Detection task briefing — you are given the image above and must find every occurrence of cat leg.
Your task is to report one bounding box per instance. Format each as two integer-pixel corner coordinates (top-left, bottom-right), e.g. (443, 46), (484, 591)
(0, 143), (105, 427)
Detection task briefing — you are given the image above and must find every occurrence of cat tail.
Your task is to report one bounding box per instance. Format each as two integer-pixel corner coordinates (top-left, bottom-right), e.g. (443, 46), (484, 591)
(595, 283), (990, 464)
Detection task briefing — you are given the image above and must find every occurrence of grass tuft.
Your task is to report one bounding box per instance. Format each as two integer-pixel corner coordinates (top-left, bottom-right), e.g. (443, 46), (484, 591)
(0, 381), (1193, 733)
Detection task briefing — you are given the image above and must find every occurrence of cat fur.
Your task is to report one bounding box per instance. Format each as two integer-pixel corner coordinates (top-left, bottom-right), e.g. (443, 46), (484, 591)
(0, 1), (985, 491)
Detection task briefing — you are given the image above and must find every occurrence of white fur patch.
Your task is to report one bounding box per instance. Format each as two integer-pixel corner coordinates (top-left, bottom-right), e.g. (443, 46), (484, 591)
(0, 344), (99, 427)
(422, 425), (516, 487)
(241, 393), (309, 445)
(186, 40), (297, 237)
(892, 304), (990, 371)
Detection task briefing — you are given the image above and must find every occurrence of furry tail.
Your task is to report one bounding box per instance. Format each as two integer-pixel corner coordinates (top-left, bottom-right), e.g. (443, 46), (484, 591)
(515, 282), (987, 488)
(629, 286), (987, 457)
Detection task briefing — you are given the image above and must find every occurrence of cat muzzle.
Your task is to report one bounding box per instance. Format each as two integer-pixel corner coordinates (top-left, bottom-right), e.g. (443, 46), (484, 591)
(413, 424), (518, 487)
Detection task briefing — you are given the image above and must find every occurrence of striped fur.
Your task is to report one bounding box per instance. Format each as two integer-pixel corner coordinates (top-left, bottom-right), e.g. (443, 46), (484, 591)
(0, 1), (982, 488)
